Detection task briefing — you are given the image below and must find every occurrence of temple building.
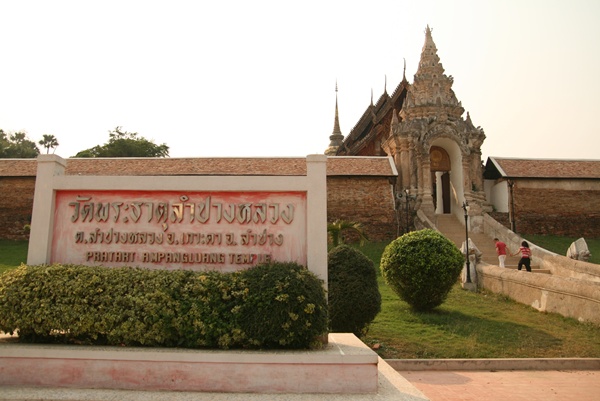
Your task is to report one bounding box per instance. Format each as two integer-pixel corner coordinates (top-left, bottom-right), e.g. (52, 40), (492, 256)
(326, 26), (488, 231)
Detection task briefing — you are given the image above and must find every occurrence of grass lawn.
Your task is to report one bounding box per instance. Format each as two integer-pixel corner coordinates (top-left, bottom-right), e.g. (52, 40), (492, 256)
(1, 239), (599, 359)
(357, 241), (600, 359)
(0, 240), (28, 275)
(526, 235), (599, 264)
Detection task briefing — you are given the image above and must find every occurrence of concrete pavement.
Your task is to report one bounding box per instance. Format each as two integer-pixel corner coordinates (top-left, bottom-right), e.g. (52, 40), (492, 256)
(400, 369), (600, 401)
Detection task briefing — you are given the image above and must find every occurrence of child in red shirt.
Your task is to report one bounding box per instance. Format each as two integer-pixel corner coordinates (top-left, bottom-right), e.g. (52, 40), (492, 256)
(511, 241), (532, 272)
(494, 238), (509, 268)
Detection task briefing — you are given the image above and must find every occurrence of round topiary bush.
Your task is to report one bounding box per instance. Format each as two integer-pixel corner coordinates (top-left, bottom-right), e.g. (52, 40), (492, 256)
(380, 229), (463, 311)
(328, 245), (381, 336)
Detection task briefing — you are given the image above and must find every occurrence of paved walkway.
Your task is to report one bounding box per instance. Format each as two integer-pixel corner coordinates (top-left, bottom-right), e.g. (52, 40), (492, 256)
(399, 369), (600, 401)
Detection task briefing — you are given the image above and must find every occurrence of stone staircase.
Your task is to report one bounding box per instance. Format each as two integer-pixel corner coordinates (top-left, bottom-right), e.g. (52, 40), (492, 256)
(434, 214), (550, 274)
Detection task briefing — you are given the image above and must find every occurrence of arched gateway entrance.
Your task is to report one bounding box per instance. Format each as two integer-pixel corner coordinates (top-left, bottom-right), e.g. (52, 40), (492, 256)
(430, 146), (451, 214)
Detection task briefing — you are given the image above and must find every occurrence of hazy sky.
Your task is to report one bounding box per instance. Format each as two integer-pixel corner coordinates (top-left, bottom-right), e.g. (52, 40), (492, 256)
(1, 0), (599, 161)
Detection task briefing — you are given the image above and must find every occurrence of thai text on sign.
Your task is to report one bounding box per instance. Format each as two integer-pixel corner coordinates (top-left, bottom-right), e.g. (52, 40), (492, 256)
(51, 190), (307, 271)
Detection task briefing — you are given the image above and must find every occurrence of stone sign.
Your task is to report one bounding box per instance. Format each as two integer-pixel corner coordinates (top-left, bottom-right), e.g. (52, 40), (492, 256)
(52, 190), (307, 271)
(27, 154), (327, 284)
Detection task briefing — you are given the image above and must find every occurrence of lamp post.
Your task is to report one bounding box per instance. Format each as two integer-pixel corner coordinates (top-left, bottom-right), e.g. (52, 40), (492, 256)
(462, 201), (472, 283)
(404, 189), (410, 234)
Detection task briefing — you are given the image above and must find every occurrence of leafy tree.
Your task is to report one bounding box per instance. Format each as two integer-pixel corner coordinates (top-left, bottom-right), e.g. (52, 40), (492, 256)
(74, 126), (169, 157)
(38, 134), (59, 154)
(327, 220), (368, 247)
(0, 130), (40, 158)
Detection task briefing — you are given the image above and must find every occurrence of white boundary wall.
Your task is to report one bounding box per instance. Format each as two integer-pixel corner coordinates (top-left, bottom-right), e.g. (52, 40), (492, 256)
(27, 154), (329, 288)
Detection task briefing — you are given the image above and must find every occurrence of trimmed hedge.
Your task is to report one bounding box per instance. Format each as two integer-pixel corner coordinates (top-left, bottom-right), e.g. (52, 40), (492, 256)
(327, 245), (381, 336)
(0, 262), (327, 349)
(380, 229), (463, 311)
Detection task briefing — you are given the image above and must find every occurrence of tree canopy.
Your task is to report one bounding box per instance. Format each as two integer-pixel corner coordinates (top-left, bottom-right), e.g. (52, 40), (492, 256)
(74, 127), (169, 158)
(39, 134), (59, 154)
(327, 220), (368, 247)
(0, 130), (40, 158)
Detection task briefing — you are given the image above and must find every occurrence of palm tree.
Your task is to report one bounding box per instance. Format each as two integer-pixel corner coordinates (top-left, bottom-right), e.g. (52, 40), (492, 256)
(39, 134), (59, 154)
(327, 220), (369, 247)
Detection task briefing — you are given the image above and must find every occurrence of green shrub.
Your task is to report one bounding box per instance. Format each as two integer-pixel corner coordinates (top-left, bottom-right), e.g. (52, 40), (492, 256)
(328, 245), (381, 336)
(0, 263), (327, 349)
(174, 270), (246, 348)
(237, 262), (328, 348)
(380, 229), (463, 311)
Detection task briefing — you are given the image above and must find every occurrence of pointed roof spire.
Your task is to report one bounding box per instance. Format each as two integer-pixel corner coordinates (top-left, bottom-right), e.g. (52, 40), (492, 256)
(384, 75), (388, 95)
(402, 58), (407, 82)
(370, 88), (374, 106)
(401, 25), (463, 120)
(417, 24), (440, 76)
(332, 81), (341, 134)
(325, 81), (344, 155)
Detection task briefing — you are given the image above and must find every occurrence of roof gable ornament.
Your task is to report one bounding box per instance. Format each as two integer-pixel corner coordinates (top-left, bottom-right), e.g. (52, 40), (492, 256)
(384, 75), (388, 95)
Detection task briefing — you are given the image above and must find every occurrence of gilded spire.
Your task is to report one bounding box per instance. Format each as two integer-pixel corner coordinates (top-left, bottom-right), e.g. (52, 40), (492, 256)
(332, 82), (342, 135)
(325, 81), (344, 155)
